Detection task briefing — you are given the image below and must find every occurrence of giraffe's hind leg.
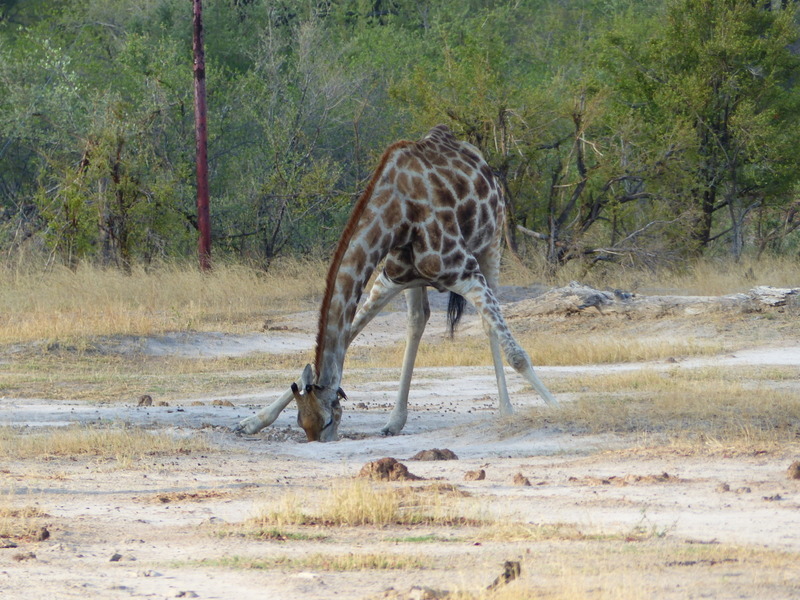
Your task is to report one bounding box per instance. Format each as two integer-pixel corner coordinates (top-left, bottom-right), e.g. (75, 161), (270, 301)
(382, 285), (430, 435)
(488, 331), (513, 414)
(449, 273), (557, 407)
(476, 249), (513, 414)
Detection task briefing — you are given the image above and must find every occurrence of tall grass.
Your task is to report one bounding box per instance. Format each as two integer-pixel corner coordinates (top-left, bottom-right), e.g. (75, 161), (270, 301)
(0, 258), (327, 343)
(0, 254), (796, 345)
(504, 252), (800, 295)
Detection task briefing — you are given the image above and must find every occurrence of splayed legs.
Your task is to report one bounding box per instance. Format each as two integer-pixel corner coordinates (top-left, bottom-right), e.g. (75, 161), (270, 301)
(449, 274), (557, 408)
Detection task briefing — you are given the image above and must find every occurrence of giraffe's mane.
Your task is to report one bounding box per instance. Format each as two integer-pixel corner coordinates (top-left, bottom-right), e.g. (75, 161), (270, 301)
(314, 139), (413, 377)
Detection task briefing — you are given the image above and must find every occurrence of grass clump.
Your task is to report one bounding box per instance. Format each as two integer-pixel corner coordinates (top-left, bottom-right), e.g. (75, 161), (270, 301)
(251, 480), (476, 529)
(0, 501), (49, 542)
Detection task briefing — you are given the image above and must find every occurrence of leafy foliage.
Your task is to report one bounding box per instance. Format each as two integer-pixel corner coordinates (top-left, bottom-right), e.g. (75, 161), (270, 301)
(0, 0), (798, 272)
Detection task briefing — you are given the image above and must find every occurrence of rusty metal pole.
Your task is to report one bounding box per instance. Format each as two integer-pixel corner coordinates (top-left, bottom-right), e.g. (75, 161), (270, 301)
(193, 0), (211, 271)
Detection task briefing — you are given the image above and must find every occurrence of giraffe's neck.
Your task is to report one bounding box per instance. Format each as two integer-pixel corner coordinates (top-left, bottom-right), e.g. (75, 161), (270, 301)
(314, 261), (373, 389)
(313, 140), (412, 388)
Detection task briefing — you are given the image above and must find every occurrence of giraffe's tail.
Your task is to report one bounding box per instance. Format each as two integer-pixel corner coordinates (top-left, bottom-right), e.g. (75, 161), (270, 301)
(447, 292), (466, 339)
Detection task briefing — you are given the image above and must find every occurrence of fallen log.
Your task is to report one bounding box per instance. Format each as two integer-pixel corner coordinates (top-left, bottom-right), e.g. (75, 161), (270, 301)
(502, 281), (799, 320)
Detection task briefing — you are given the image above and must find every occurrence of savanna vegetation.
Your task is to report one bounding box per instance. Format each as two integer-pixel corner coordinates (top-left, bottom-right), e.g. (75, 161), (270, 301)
(1, 0), (799, 276)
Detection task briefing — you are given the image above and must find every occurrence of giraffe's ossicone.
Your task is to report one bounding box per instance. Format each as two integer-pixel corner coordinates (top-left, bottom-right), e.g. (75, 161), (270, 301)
(236, 125), (557, 442)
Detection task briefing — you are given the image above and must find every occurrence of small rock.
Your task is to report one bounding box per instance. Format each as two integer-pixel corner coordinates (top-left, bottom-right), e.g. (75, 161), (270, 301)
(176, 592), (199, 599)
(735, 486), (752, 494)
(138, 570), (162, 578)
(358, 457), (422, 481)
(34, 526), (49, 542)
(787, 461), (800, 480)
(464, 469), (486, 481)
(12, 552), (36, 562)
(156, 401), (169, 407)
(137, 395), (153, 407)
(512, 473), (531, 486)
(716, 483), (730, 493)
(409, 448), (458, 461)
(291, 572), (322, 581)
(212, 400), (235, 407)
(109, 553), (123, 562)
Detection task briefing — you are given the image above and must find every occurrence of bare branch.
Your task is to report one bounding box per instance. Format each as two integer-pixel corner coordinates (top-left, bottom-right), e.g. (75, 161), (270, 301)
(516, 224), (549, 241)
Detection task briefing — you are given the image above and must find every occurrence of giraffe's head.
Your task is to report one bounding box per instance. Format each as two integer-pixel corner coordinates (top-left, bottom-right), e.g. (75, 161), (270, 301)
(290, 364), (345, 442)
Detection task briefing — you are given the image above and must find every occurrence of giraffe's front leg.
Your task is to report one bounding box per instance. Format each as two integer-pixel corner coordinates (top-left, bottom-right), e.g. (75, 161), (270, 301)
(348, 272), (406, 345)
(382, 286), (429, 435)
(234, 384), (296, 434)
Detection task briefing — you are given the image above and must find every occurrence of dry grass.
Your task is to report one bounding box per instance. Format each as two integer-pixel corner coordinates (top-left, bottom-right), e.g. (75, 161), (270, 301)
(0, 348), (305, 402)
(0, 424), (213, 464)
(506, 252), (800, 296)
(185, 533), (800, 599)
(0, 258), (327, 344)
(525, 372), (800, 445)
(229, 480), (800, 599)
(346, 332), (723, 369)
(523, 334), (724, 366)
(192, 552), (427, 571)
(559, 365), (799, 394)
(1, 254), (796, 347)
(0, 500), (49, 542)
(251, 480), (475, 528)
(457, 541), (800, 600)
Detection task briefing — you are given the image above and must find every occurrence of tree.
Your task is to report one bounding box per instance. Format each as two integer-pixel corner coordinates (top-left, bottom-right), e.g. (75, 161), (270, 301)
(602, 0), (800, 258)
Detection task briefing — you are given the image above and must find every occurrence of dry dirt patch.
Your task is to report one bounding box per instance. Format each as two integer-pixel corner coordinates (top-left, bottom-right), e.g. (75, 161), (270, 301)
(1, 287), (800, 599)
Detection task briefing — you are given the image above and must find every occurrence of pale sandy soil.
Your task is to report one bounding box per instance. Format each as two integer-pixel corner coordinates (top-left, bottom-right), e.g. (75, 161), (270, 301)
(1, 288), (800, 600)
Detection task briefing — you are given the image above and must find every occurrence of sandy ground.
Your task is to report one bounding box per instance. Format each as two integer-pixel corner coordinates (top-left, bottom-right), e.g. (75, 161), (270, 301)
(1, 288), (800, 599)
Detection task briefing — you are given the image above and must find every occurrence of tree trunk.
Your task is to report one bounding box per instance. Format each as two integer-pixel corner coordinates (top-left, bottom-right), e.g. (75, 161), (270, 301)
(193, 0), (212, 272)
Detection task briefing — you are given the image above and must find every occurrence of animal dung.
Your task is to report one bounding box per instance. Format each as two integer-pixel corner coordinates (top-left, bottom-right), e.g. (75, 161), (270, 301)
(358, 457), (422, 481)
(464, 469), (486, 481)
(512, 473), (532, 486)
(409, 448), (458, 461)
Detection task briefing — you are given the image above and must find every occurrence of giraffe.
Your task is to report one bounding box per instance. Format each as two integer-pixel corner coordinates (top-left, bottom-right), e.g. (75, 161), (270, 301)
(235, 125), (557, 442)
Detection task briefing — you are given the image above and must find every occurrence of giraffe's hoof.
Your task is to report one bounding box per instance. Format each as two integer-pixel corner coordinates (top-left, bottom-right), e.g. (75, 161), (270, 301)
(234, 417), (262, 435)
(380, 426), (399, 437)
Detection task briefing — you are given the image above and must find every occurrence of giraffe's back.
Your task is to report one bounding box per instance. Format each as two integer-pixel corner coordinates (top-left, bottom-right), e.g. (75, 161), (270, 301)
(374, 125), (504, 287)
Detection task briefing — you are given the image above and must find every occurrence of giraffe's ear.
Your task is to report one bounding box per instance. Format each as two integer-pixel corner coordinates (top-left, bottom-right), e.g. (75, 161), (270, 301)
(290, 382), (302, 401)
(300, 364), (314, 387)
